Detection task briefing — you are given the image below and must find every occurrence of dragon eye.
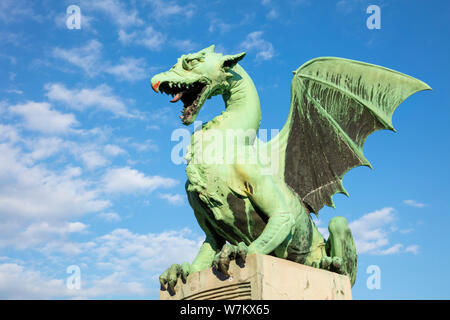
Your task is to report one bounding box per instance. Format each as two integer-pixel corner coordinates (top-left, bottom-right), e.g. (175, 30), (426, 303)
(182, 57), (201, 70)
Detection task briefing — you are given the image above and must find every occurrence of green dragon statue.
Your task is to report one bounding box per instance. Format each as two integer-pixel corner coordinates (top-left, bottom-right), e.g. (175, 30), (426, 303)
(151, 45), (430, 291)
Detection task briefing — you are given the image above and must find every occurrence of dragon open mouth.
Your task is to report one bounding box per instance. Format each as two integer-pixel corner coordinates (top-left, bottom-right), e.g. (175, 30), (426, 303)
(158, 81), (207, 124)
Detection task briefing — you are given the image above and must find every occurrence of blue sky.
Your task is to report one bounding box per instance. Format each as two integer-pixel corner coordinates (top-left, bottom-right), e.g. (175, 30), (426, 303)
(0, 0), (449, 299)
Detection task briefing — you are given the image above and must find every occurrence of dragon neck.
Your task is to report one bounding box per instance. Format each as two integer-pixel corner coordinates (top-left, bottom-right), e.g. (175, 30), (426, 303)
(203, 64), (261, 143)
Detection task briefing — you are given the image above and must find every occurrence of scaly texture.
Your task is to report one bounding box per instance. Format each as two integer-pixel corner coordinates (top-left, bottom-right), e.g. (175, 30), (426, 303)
(150, 46), (430, 291)
(283, 57), (431, 213)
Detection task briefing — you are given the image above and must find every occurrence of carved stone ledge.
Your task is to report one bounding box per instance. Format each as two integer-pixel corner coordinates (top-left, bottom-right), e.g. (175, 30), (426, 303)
(160, 253), (352, 300)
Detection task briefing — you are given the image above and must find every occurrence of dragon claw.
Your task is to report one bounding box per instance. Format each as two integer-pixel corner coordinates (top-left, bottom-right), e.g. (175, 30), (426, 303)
(159, 262), (191, 292)
(320, 256), (333, 270)
(213, 242), (248, 276)
(331, 257), (345, 274)
(312, 256), (344, 274)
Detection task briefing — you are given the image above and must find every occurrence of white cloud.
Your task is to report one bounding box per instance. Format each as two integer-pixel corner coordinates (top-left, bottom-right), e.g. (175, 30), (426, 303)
(93, 228), (201, 272)
(118, 29), (135, 44)
(98, 212), (121, 223)
(145, 0), (195, 19)
(0, 0), (41, 24)
(405, 245), (419, 255)
(208, 19), (233, 34)
(66, 142), (127, 170)
(157, 193), (184, 206)
(80, 0), (143, 28)
(53, 40), (102, 77)
(45, 83), (132, 118)
(0, 262), (147, 299)
(9, 101), (78, 134)
(104, 144), (126, 157)
(0, 101), (7, 115)
(105, 57), (148, 82)
(103, 167), (178, 194)
(0, 31), (22, 47)
(79, 150), (108, 169)
(0, 263), (70, 299)
(171, 39), (198, 52)
(266, 9), (279, 20)
(399, 228), (414, 234)
(403, 199), (427, 208)
(0, 129), (112, 251)
(9, 222), (88, 250)
(25, 137), (65, 160)
(0, 124), (21, 143)
(207, 13), (255, 37)
(0, 142), (110, 222)
(135, 28), (164, 50)
(378, 244), (404, 255)
(5, 89), (23, 95)
(240, 31), (275, 61)
(261, 0), (279, 20)
(336, 0), (356, 14)
(22, 136), (125, 170)
(0, 226), (203, 298)
(315, 208), (420, 256)
(131, 139), (159, 152)
(52, 40), (148, 81)
(119, 26), (165, 50)
(349, 207), (394, 254)
(0, 226), (204, 299)
(149, 106), (173, 123)
(349, 207), (420, 256)
(146, 124), (160, 130)
(76, 272), (147, 298)
(40, 240), (96, 256)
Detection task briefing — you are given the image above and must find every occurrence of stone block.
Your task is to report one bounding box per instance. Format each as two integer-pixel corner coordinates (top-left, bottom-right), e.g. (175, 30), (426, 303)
(160, 253), (352, 300)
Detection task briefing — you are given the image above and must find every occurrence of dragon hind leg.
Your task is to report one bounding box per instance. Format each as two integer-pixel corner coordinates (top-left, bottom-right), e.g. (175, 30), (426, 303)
(325, 216), (357, 286)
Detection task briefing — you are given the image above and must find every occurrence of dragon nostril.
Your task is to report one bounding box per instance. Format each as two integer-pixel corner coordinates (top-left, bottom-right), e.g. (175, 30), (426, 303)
(152, 81), (160, 93)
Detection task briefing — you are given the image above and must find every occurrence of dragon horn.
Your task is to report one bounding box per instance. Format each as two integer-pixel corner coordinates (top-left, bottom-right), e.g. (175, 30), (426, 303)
(221, 52), (246, 69)
(200, 44), (215, 53)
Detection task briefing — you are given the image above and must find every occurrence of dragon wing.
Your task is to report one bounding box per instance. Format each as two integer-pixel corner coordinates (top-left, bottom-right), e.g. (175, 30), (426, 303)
(256, 57), (430, 214)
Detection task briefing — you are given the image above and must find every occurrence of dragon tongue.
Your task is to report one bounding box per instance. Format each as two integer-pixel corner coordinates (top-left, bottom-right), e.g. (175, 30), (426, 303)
(170, 92), (184, 103)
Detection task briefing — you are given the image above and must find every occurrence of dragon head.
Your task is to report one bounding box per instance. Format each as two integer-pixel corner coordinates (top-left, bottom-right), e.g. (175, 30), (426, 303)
(150, 45), (246, 125)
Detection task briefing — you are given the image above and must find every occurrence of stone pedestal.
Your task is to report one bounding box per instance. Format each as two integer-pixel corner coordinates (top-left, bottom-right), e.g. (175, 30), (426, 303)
(160, 253), (352, 300)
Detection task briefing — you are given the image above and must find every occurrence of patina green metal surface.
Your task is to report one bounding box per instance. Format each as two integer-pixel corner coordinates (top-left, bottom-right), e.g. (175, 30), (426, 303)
(151, 45), (430, 292)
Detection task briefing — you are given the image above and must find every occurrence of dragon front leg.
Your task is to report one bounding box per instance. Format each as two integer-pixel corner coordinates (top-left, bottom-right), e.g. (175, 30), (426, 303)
(159, 197), (225, 293)
(212, 210), (295, 275)
(213, 165), (297, 274)
(212, 213), (296, 273)
(159, 235), (220, 292)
